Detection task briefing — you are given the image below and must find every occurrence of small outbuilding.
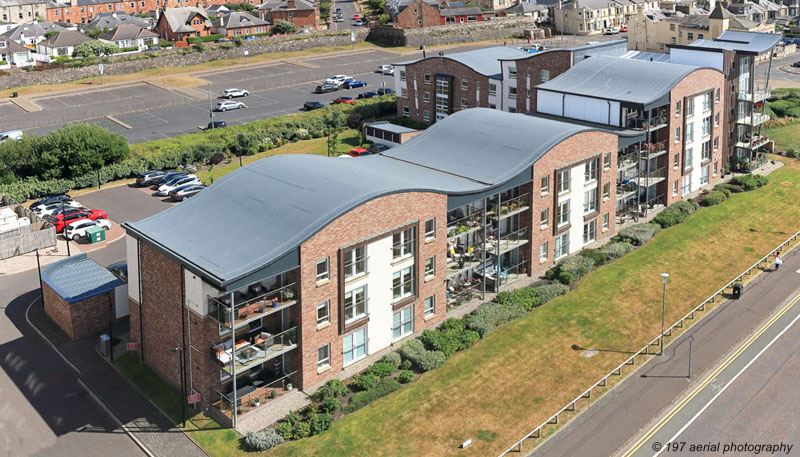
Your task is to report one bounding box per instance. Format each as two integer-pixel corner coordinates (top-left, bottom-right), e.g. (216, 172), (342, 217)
(363, 121), (421, 147)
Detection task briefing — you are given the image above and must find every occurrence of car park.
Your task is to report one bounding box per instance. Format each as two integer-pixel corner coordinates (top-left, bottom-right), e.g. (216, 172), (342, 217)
(377, 87), (395, 96)
(215, 100), (247, 112)
(333, 96), (355, 104)
(29, 194), (72, 211)
(64, 218), (112, 241)
(315, 83), (339, 93)
(203, 121), (228, 130)
(169, 184), (205, 201)
(46, 209), (107, 233)
(325, 74), (352, 85)
(157, 175), (201, 196)
(304, 101), (325, 111)
(357, 91), (378, 99)
(35, 201), (83, 217)
(222, 88), (249, 98)
(343, 80), (367, 89)
(136, 170), (167, 187)
(154, 171), (188, 187)
(348, 148), (371, 157)
(0, 130), (23, 143)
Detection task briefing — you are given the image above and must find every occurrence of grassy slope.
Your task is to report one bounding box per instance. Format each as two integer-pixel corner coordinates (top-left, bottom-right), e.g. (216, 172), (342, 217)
(769, 119), (800, 150)
(268, 160), (800, 457)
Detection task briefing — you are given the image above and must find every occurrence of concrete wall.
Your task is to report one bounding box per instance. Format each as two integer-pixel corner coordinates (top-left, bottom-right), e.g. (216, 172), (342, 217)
(368, 16), (540, 47)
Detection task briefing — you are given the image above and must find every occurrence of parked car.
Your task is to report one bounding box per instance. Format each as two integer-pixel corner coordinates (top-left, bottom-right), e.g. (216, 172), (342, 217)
(343, 80), (367, 89)
(64, 218), (112, 241)
(334, 16), (344, 22)
(358, 91), (378, 99)
(35, 201), (83, 217)
(348, 148), (371, 157)
(377, 87), (395, 96)
(203, 121), (228, 130)
(354, 19), (363, 26)
(107, 262), (128, 281)
(157, 175), (201, 196)
(216, 38), (232, 43)
(29, 194), (72, 211)
(46, 209), (107, 233)
(169, 184), (205, 201)
(315, 83), (339, 93)
(353, 14), (361, 20)
(333, 96), (355, 104)
(215, 100), (247, 112)
(154, 171), (188, 187)
(222, 88), (249, 98)
(325, 74), (353, 85)
(377, 64), (393, 73)
(603, 27), (619, 35)
(136, 170), (167, 187)
(335, 7), (342, 12)
(368, 143), (391, 154)
(619, 25), (628, 32)
(793, 61), (800, 68)
(304, 101), (325, 111)
(0, 130), (23, 143)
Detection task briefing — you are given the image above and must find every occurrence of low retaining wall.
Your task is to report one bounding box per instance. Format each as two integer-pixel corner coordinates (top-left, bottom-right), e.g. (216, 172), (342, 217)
(0, 29), (370, 91)
(367, 17), (541, 47)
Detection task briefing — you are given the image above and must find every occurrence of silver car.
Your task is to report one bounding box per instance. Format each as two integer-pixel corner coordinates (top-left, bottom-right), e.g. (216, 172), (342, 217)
(215, 100), (246, 112)
(222, 88), (249, 98)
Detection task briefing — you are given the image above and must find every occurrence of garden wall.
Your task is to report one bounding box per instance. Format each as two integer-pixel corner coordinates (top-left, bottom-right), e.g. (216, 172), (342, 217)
(0, 29), (369, 91)
(367, 17), (541, 47)
(0, 195), (56, 260)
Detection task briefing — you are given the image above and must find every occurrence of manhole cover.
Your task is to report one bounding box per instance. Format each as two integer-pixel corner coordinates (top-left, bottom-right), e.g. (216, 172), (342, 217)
(581, 350), (598, 358)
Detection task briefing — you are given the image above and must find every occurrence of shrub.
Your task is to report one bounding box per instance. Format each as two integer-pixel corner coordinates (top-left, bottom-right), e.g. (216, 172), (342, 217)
(198, 33), (224, 42)
(295, 128), (310, 140)
(354, 373), (379, 391)
(618, 223), (661, 246)
(785, 147), (799, 158)
(243, 429), (284, 451)
(715, 182), (744, 194)
(320, 396), (340, 414)
(366, 362), (396, 379)
(533, 283), (570, 303)
(400, 359), (412, 370)
(544, 268), (557, 280)
(671, 199), (700, 215)
(398, 369), (414, 384)
(310, 378), (349, 402)
(343, 379), (403, 414)
(601, 241), (635, 259)
(558, 271), (574, 285)
(309, 412), (333, 435)
(399, 339), (426, 362)
(579, 248), (607, 266)
(380, 352), (401, 368)
(653, 207), (688, 228)
(272, 20), (296, 35)
(464, 302), (526, 337)
(556, 255), (596, 279)
(209, 152), (226, 165)
(700, 190), (728, 206)
(292, 420), (311, 439)
(415, 350), (447, 371)
(713, 186), (732, 198)
(729, 173), (769, 191)
(277, 421), (293, 440)
(493, 287), (542, 312)
(419, 327), (480, 357)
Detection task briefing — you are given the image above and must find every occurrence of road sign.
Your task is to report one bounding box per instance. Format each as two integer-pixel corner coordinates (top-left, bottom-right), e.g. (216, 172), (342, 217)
(351, 31), (355, 42)
(244, 50), (249, 56)
(98, 63), (104, 74)
(126, 342), (138, 350)
(243, 45), (248, 50)
(188, 393), (201, 404)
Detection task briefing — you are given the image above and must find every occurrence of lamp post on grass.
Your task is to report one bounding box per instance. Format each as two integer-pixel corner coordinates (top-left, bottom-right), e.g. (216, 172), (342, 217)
(171, 346), (186, 427)
(660, 272), (669, 356)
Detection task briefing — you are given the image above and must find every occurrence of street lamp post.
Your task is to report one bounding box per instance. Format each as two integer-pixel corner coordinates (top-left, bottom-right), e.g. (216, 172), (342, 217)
(61, 201), (71, 257)
(171, 346), (186, 427)
(687, 335), (694, 378)
(660, 272), (669, 356)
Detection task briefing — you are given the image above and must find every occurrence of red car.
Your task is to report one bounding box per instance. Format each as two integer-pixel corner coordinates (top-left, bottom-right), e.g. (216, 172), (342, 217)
(47, 209), (108, 233)
(348, 148), (371, 157)
(619, 26), (628, 32)
(353, 14), (361, 20)
(333, 96), (355, 104)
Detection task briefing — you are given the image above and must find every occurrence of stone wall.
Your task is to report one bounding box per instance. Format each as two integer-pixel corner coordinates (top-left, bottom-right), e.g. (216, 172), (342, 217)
(368, 16), (540, 47)
(0, 29), (369, 91)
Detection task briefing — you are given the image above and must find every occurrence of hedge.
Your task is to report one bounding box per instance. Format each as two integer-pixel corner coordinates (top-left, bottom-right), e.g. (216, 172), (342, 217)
(700, 191), (728, 206)
(343, 379), (403, 414)
(729, 173), (769, 191)
(714, 182), (744, 194)
(198, 34), (225, 42)
(464, 302), (526, 337)
(493, 287), (542, 312)
(601, 241), (635, 259)
(653, 200), (699, 228)
(399, 339), (446, 371)
(579, 248), (607, 267)
(532, 283), (569, 303)
(618, 223), (661, 246)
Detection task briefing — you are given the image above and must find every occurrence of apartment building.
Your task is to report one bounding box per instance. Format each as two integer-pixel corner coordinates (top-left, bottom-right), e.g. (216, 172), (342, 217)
(123, 108), (649, 428)
(551, 0), (660, 35)
(0, 0), (46, 24)
(669, 30), (781, 167)
(536, 56), (726, 220)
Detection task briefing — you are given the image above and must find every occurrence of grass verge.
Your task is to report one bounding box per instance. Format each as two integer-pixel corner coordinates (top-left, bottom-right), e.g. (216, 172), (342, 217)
(768, 118), (800, 150)
(266, 160), (800, 456)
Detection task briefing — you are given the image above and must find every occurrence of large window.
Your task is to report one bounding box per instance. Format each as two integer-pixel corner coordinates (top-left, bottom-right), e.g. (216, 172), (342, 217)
(343, 328), (367, 367)
(686, 98), (694, 117)
(686, 123), (694, 143)
(344, 286), (368, 324)
(316, 301), (330, 326)
(540, 208), (549, 227)
(318, 344), (330, 369)
(392, 228), (415, 260)
(584, 158), (598, 182)
(435, 78), (450, 116)
(392, 266), (414, 301)
(489, 83), (497, 96)
(557, 200), (570, 226)
(583, 220), (596, 245)
(701, 166), (709, 185)
(685, 147), (693, 168)
(461, 79), (468, 90)
(316, 258), (329, 283)
(509, 87), (517, 99)
(424, 296), (435, 317)
(701, 141), (711, 161)
(702, 116), (711, 137)
(424, 256), (435, 278)
(392, 306), (414, 341)
(682, 174), (692, 195)
(558, 169), (570, 194)
(554, 232), (569, 259)
(508, 67), (517, 79)
(424, 218), (436, 239)
(702, 93), (712, 111)
(343, 245), (367, 281)
(583, 188), (597, 213)
(540, 69), (550, 82)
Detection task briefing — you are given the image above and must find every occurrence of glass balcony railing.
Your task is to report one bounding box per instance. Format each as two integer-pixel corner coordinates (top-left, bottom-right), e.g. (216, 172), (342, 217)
(736, 112), (770, 125)
(213, 326), (299, 377)
(487, 226), (530, 256)
(213, 370), (298, 420)
(737, 90), (770, 102)
(625, 114), (668, 130)
(447, 209), (485, 239)
(488, 193), (530, 221)
(209, 283), (298, 330)
(639, 167), (666, 181)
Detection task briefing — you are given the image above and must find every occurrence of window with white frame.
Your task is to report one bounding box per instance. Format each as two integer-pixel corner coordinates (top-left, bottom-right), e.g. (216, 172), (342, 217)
(461, 79), (468, 90)
(584, 158), (598, 182)
(686, 99), (694, 117)
(316, 258), (329, 282)
(701, 166), (709, 185)
(424, 296), (435, 317)
(675, 100), (681, 116)
(423, 91), (430, 102)
(509, 67), (517, 79)
(540, 208), (549, 227)
(583, 219), (596, 245)
(344, 286), (367, 324)
(540, 69), (550, 82)
(541, 175), (550, 194)
(558, 169), (570, 194)
(557, 200), (570, 226)
(602, 213), (609, 230)
(343, 328), (367, 367)
(489, 83), (497, 96)
(682, 174), (692, 195)
(343, 245), (367, 281)
(603, 153), (611, 169)
(702, 116), (711, 137)
(318, 344), (330, 369)
(509, 87), (517, 99)
(392, 228), (415, 260)
(713, 136), (719, 151)
(703, 93), (712, 111)
(674, 126), (680, 143)
(424, 256), (435, 278)
(686, 123), (694, 143)
(701, 141), (711, 161)
(423, 110), (430, 122)
(554, 232), (569, 259)
(402, 105), (409, 116)
(424, 218), (436, 239)
(583, 188), (598, 214)
(392, 306), (413, 340)
(316, 301), (330, 326)
(715, 88), (720, 102)
(673, 153), (680, 168)
(714, 112), (719, 127)
(423, 73), (431, 84)
(539, 241), (548, 261)
(603, 182), (610, 200)
(460, 98), (468, 109)
(672, 180), (679, 196)
(400, 69), (406, 81)
(392, 266), (414, 301)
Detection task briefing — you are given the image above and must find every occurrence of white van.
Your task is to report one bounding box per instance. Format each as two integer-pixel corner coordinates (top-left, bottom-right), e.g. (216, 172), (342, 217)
(0, 130), (23, 143)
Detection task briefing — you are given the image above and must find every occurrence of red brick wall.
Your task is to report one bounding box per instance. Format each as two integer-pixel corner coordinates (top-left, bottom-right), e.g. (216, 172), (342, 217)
(514, 49), (573, 113)
(530, 131), (619, 276)
(392, 0), (441, 28)
(43, 282), (114, 340)
(46, 0), (228, 25)
(299, 191), (447, 391)
(270, 9), (319, 29)
(155, 10), (212, 42)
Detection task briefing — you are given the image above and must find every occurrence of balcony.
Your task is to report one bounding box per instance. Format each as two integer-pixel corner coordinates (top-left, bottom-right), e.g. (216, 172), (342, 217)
(642, 140), (667, 157)
(625, 114), (668, 131)
(736, 112), (770, 126)
(213, 326), (299, 377)
(636, 167), (666, 185)
(487, 193), (530, 221)
(212, 370), (298, 421)
(447, 208), (485, 240)
(487, 226), (529, 256)
(209, 283), (298, 331)
(735, 135), (771, 150)
(447, 246), (484, 279)
(737, 90), (770, 102)
(616, 180), (637, 200)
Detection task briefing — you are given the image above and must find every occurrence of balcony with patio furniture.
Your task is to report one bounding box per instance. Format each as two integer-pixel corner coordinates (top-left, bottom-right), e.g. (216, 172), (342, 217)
(447, 203), (486, 240)
(736, 112), (770, 126)
(212, 326), (299, 377)
(624, 111), (668, 131)
(487, 193), (530, 221)
(737, 89), (770, 102)
(487, 226), (529, 257)
(212, 370), (299, 421)
(446, 239), (485, 279)
(209, 282), (298, 331)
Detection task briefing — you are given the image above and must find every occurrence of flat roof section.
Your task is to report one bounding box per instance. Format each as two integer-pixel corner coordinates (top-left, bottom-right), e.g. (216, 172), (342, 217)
(42, 253), (125, 303)
(394, 46), (530, 77)
(684, 30), (782, 55)
(364, 121), (418, 134)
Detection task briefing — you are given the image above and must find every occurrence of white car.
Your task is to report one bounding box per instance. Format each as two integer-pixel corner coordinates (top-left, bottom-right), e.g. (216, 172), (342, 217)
(222, 88), (249, 99)
(215, 100), (246, 112)
(157, 175), (200, 196)
(325, 74), (353, 85)
(63, 218), (111, 241)
(603, 27), (619, 35)
(378, 65), (394, 75)
(35, 200), (83, 217)
(0, 130), (23, 143)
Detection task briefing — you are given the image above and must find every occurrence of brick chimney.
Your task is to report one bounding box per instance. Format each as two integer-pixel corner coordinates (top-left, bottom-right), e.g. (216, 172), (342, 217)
(287, 0), (296, 9)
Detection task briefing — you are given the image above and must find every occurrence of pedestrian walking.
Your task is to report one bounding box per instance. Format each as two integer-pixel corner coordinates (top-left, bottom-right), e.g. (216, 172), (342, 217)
(775, 253), (783, 271)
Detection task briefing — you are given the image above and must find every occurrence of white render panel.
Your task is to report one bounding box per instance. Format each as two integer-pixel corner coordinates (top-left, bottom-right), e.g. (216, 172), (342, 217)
(670, 48), (724, 72)
(536, 90), (563, 116)
(126, 235), (139, 303)
(609, 101), (621, 127)
(184, 270), (216, 317)
(564, 94), (613, 125)
(352, 236), (393, 354)
(568, 163), (589, 254)
(686, 93), (706, 193)
(394, 65), (406, 94)
(114, 284), (129, 319)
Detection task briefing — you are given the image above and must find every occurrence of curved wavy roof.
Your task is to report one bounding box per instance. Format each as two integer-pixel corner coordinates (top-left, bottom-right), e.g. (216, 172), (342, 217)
(125, 109), (612, 288)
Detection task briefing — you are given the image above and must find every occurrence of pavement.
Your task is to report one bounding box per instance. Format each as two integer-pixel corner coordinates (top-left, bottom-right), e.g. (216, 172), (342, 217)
(528, 241), (800, 457)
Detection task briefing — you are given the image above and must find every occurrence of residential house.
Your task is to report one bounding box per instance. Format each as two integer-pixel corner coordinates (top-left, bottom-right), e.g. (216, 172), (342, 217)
(727, 0), (788, 22)
(212, 11), (269, 37)
(0, 21), (15, 33)
(504, 0), (549, 22)
(551, 0), (660, 35)
(385, 0), (441, 28)
(0, 35), (33, 66)
(440, 6), (493, 23)
(0, 0), (47, 25)
(479, 0), (513, 10)
(99, 22), (157, 50)
(0, 20), (64, 45)
(35, 28), (92, 56)
(45, 0), (229, 26)
(207, 4), (228, 17)
(155, 7), (211, 42)
(258, 0), (318, 30)
(84, 11), (151, 31)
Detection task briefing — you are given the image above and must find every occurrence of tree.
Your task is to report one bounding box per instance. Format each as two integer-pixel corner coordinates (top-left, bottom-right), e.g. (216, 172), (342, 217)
(271, 20), (296, 35)
(72, 40), (118, 58)
(86, 27), (108, 39)
(232, 133), (258, 157)
(35, 123), (129, 179)
(44, 30), (59, 39)
(324, 108), (347, 156)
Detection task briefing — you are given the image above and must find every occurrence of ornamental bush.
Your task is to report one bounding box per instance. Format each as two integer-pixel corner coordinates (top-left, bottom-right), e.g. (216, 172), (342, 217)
(532, 283), (570, 303)
(671, 199), (700, 215)
(380, 352), (401, 368)
(419, 327), (480, 357)
(398, 369), (414, 383)
(413, 350), (446, 371)
(601, 241), (635, 259)
(493, 287), (542, 312)
(400, 359), (412, 370)
(558, 271), (574, 285)
(243, 429), (284, 451)
(308, 411), (333, 435)
(618, 223), (661, 246)
(715, 182), (744, 194)
(366, 362), (396, 379)
(343, 379), (403, 414)
(713, 186), (732, 198)
(729, 173), (769, 191)
(556, 255), (596, 279)
(310, 378), (349, 402)
(464, 302), (526, 337)
(700, 191), (728, 206)
(354, 373), (379, 391)
(320, 396), (340, 414)
(653, 207), (688, 228)
(579, 248), (607, 267)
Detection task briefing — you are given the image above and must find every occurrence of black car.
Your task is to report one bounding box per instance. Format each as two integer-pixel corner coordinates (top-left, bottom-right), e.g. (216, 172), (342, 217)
(304, 101), (325, 111)
(154, 171), (188, 187)
(315, 83), (338, 94)
(377, 87), (395, 96)
(368, 143), (391, 154)
(30, 194), (72, 211)
(204, 120), (227, 130)
(357, 91), (378, 99)
(136, 170), (167, 187)
(793, 61), (800, 68)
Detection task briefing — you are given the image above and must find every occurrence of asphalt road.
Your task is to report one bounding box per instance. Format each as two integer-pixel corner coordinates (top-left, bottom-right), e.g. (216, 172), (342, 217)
(330, 0), (359, 30)
(0, 184), (174, 457)
(528, 248), (800, 457)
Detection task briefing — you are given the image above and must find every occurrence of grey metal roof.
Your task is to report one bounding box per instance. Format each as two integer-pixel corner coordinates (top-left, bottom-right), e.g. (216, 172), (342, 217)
(364, 121), (418, 134)
(213, 12), (269, 29)
(686, 30), (781, 54)
(42, 253), (125, 303)
(0, 21), (64, 41)
(125, 108), (607, 288)
(440, 6), (486, 16)
(39, 29), (92, 48)
(620, 50), (672, 62)
(536, 55), (716, 106)
(395, 46), (529, 77)
(85, 12), (150, 31)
